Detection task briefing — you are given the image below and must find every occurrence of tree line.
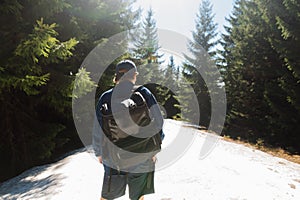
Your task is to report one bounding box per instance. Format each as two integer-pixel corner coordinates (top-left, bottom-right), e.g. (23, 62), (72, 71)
(221, 0), (300, 154)
(0, 0), (299, 182)
(182, 0), (299, 155)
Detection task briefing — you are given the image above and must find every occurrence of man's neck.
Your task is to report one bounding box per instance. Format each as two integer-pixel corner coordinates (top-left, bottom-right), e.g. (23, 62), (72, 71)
(117, 79), (135, 85)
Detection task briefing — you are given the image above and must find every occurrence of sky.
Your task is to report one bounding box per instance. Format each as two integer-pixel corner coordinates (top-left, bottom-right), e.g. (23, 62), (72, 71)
(133, 0), (236, 39)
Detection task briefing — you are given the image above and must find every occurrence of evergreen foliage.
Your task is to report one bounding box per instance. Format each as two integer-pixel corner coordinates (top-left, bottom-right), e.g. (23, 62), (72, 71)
(131, 8), (181, 119)
(221, 0), (300, 153)
(0, 0), (138, 181)
(183, 0), (220, 127)
(130, 8), (166, 115)
(160, 56), (180, 118)
(132, 8), (163, 83)
(1, 0), (299, 182)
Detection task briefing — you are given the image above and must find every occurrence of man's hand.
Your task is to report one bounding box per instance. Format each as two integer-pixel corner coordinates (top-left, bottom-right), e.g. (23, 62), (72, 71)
(98, 156), (103, 164)
(152, 156), (157, 163)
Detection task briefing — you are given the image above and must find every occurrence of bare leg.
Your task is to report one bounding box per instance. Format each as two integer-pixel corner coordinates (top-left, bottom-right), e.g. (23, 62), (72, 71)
(139, 196), (144, 200)
(100, 198), (107, 200)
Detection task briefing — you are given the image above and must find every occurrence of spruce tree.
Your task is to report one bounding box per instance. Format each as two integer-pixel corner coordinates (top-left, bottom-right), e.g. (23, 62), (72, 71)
(160, 56), (181, 118)
(183, 0), (219, 127)
(257, 0), (300, 152)
(192, 0), (219, 57)
(221, 0), (300, 153)
(132, 8), (163, 83)
(0, 1), (77, 179)
(0, 0), (139, 181)
(221, 0), (278, 139)
(131, 8), (169, 114)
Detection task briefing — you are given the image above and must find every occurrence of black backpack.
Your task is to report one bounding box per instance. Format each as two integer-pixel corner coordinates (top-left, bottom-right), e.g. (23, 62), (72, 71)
(100, 86), (162, 154)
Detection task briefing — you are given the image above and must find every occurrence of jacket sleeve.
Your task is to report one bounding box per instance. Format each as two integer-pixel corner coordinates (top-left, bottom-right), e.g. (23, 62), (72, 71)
(92, 97), (104, 157)
(140, 87), (165, 141)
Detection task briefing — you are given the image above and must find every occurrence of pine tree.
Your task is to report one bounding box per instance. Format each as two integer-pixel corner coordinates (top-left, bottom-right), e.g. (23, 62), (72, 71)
(132, 8), (163, 84)
(0, 0), (139, 181)
(192, 0), (219, 57)
(159, 56), (181, 118)
(183, 0), (220, 127)
(257, 0), (300, 152)
(221, 0), (300, 153)
(130, 8), (170, 115)
(0, 14), (78, 181)
(221, 0), (279, 141)
(173, 65), (199, 123)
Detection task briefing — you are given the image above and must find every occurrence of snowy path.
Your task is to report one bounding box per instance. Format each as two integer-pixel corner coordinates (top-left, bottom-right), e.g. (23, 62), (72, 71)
(1, 120), (300, 200)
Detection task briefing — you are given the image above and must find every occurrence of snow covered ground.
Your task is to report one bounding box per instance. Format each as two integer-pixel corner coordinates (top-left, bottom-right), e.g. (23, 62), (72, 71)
(1, 120), (300, 200)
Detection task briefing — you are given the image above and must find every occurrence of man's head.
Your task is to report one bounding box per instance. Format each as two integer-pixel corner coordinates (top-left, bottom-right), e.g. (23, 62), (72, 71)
(114, 60), (138, 84)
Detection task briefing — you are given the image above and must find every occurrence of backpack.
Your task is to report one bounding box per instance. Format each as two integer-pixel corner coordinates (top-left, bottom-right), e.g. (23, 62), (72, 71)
(100, 86), (162, 155)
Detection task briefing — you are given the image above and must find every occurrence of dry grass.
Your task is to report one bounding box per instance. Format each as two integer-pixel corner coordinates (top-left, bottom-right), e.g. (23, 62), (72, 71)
(222, 135), (300, 165)
(181, 121), (300, 165)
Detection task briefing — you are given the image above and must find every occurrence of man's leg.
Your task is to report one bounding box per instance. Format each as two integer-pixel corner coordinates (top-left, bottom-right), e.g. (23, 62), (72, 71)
(128, 171), (155, 200)
(101, 166), (127, 199)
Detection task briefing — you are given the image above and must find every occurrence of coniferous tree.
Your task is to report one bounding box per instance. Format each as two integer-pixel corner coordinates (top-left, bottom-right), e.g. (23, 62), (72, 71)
(0, 6), (78, 181)
(221, 0), (300, 153)
(183, 0), (219, 127)
(0, 0), (139, 181)
(173, 66), (198, 123)
(192, 0), (219, 57)
(131, 8), (169, 114)
(160, 56), (180, 118)
(220, 0), (245, 136)
(221, 0), (277, 141)
(257, 0), (300, 151)
(132, 8), (163, 83)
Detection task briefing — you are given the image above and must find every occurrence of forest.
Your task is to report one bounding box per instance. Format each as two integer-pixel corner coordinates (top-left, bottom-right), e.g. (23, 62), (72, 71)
(0, 0), (299, 182)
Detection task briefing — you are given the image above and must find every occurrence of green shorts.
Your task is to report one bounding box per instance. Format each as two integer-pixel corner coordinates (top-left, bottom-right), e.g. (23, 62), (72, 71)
(101, 166), (155, 200)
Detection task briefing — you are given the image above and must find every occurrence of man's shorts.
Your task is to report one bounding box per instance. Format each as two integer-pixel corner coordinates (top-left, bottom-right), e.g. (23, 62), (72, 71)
(101, 165), (154, 200)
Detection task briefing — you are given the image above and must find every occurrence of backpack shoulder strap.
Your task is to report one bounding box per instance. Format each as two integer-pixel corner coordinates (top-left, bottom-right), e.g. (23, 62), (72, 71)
(131, 85), (147, 107)
(132, 85), (143, 92)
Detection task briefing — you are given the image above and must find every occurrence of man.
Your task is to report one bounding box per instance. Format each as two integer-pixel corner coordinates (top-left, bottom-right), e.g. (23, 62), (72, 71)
(93, 60), (164, 200)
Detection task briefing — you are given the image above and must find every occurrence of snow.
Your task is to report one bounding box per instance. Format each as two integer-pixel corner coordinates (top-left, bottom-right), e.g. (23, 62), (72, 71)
(1, 120), (300, 200)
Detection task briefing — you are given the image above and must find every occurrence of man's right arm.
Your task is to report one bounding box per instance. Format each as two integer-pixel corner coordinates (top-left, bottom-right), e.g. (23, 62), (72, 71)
(92, 96), (104, 161)
(140, 87), (165, 140)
